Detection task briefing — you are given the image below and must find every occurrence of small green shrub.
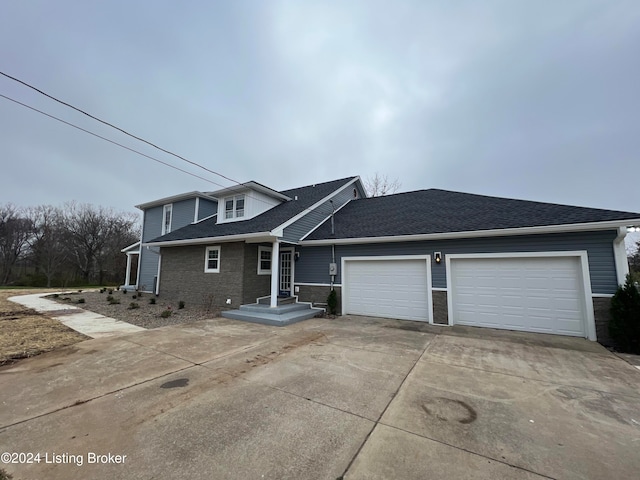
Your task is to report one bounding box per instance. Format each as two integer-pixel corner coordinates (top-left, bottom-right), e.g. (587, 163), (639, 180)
(108, 289), (113, 295)
(178, 300), (185, 309)
(52, 293), (59, 298)
(106, 295), (114, 302)
(132, 294), (137, 299)
(77, 298), (85, 304)
(128, 302), (140, 310)
(109, 298), (121, 305)
(100, 288), (106, 294)
(609, 274), (640, 353)
(160, 309), (172, 318)
(149, 298), (156, 305)
(327, 289), (338, 315)
(122, 289), (127, 295)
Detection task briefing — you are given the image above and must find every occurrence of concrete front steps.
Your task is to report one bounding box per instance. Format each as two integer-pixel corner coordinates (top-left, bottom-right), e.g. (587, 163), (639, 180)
(221, 301), (324, 326)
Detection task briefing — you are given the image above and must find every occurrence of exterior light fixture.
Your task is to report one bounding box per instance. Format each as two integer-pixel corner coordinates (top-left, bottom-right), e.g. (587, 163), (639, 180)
(434, 252), (442, 264)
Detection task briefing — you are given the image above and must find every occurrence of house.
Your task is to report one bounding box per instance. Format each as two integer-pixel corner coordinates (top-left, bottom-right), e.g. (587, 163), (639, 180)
(122, 176), (640, 344)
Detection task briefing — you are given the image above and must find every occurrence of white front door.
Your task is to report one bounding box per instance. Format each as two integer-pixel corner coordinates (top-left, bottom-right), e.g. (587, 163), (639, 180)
(279, 250), (293, 296)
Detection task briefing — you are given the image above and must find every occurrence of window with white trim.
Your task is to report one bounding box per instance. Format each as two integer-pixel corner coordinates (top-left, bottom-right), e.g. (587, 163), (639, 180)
(162, 204), (172, 235)
(204, 246), (221, 273)
(224, 195), (245, 219)
(257, 246), (272, 275)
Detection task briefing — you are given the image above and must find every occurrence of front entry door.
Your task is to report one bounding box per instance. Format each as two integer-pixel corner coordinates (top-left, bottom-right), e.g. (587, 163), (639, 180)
(279, 250), (292, 296)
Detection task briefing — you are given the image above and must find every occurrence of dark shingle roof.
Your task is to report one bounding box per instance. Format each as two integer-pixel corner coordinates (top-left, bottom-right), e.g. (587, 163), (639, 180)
(305, 189), (640, 240)
(146, 177), (357, 243)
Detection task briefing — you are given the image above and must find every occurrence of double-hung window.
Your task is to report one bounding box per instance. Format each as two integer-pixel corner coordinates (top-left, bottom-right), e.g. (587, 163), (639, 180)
(204, 246), (221, 273)
(257, 246), (272, 275)
(224, 195), (245, 219)
(162, 204), (172, 235)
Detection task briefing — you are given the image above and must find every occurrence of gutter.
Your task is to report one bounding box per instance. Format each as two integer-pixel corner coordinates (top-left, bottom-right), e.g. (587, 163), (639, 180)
(143, 231), (278, 247)
(300, 219), (640, 246)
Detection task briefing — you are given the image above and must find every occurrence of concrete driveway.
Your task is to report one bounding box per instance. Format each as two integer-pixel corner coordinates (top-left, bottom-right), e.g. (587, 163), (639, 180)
(1, 316), (639, 480)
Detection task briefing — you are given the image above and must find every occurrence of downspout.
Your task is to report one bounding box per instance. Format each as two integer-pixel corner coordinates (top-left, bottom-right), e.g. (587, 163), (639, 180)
(330, 200), (336, 289)
(613, 226), (629, 285)
(155, 250), (162, 296)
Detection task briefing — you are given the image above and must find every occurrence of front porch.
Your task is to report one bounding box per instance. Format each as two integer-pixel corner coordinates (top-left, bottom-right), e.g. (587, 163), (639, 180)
(222, 296), (324, 326)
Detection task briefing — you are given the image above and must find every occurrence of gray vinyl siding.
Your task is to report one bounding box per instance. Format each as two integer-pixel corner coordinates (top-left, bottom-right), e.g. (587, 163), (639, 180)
(282, 182), (358, 243)
(171, 199), (196, 230)
(137, 247), (160, 292)
(295, 230), (619, 294)
(138, 198), (199, 291)
(197, 198), (217, 220)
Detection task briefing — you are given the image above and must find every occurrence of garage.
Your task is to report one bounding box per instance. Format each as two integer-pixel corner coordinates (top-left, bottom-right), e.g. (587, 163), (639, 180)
(448, 254), (592, 337)
(343, 257), (431, 322)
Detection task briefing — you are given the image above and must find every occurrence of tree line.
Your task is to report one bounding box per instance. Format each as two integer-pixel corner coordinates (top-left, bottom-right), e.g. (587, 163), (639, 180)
(0, 202), (140, 287)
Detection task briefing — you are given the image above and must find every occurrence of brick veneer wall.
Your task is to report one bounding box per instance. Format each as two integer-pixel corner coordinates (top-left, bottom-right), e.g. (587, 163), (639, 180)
(295, 285), (342, 312)
(432, 290), (449, 325)
(242, 244), (271, 304)
(592, 297), (613, 347)
(158, 242), (246, 310)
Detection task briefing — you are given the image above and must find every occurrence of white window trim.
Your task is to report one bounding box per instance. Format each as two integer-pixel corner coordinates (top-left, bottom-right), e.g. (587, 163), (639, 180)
(224, 194), (245, 220)
(257, 246), (272, 275)
(204, 246), (221, 273)
(162, 204), (173, 235)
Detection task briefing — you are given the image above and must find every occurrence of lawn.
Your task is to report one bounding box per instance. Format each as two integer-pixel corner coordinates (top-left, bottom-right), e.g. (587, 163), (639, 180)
(0, 289), (88, 366)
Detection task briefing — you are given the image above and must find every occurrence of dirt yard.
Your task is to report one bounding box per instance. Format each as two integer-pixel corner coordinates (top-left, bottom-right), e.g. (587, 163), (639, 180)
(0, 289), (88, 366)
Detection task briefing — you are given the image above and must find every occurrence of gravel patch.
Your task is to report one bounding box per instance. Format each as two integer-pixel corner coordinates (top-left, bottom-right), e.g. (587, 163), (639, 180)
(47, 290), (220, 329)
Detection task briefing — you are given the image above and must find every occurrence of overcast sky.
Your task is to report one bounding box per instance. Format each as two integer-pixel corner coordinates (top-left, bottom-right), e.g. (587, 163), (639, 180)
(1, 1), (639, 238)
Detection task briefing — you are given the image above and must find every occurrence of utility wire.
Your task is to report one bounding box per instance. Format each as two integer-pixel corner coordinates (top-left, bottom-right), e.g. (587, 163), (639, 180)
(0, 70), (242, 186)
(0, 93), (225, 187)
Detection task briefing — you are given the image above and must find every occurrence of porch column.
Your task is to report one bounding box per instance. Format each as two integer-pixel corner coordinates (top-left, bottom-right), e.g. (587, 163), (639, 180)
(125, 253), (132, 286)
(270, 241), (280, 307)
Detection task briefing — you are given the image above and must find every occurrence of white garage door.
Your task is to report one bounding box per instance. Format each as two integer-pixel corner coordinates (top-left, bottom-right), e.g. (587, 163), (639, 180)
(344, 258), (430, 322)
(450, 256), (587, 337)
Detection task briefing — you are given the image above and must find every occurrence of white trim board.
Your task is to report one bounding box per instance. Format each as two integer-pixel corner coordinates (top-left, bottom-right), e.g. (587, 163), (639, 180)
(301, 219), (640, 245)
(445, 251), (596, 341)
(294, 283), (343, 287)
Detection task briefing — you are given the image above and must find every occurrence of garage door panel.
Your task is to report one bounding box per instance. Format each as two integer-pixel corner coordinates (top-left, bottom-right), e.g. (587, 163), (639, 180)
(345, 259), (430, 322)
(451, 256), (586, 337)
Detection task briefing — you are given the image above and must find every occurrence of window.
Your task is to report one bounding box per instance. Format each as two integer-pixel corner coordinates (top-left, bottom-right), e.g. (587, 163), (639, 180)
(204, 246), (221, 273)
(257, 246), (272, 275)
(224, 195), (245, 219)
(162, 204), (172, 235)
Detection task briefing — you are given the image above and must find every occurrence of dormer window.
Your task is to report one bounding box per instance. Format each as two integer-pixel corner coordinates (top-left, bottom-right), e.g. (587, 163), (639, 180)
(162, 204), (172, 235)
(224, 195), (245, 219)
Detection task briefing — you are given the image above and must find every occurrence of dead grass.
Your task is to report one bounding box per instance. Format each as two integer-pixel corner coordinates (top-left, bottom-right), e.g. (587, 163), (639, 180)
(0, 289), (88, 366)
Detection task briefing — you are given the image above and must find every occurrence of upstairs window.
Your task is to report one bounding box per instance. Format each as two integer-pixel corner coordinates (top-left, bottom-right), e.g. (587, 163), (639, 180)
(204, 246), (220, 273)
(224, 195), (245, 219)
(257, 246), (272, 275)
(162, 204), (172, 235)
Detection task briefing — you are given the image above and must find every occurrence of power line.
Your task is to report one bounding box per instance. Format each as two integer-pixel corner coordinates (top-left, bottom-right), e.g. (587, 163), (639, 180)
(0, 71), (283, 208)
(0, 93), (225, 187)
(0, 70), (242, 186)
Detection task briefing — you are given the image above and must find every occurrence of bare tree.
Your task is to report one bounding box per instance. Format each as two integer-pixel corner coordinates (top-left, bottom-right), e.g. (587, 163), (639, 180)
(27, 205), (67, 287)
(0, 204), (33, 285)
(364, 172), (401, 197)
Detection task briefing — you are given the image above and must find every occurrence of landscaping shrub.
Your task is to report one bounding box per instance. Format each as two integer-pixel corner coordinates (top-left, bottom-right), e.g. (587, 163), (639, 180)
(609, 274), (640, 353)
(149, 298), (156, 305)
(160, 309), (172, 318)
(106, 295), (114, 302)
(109, 298), (121, 305)
(178, 300), (185, 309)
(122, 289), (127, 295)
(107, 289), (113, 295)
(327, 289), (338, 315)
(77, 298), (85, 304)
(132, 294), (137, 299)
(128, 302), (140, 310)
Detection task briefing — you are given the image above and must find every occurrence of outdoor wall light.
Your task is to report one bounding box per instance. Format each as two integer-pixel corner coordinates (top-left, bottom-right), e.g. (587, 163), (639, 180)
(434, 252), (442, 264)
(295, 252), (300, 261)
